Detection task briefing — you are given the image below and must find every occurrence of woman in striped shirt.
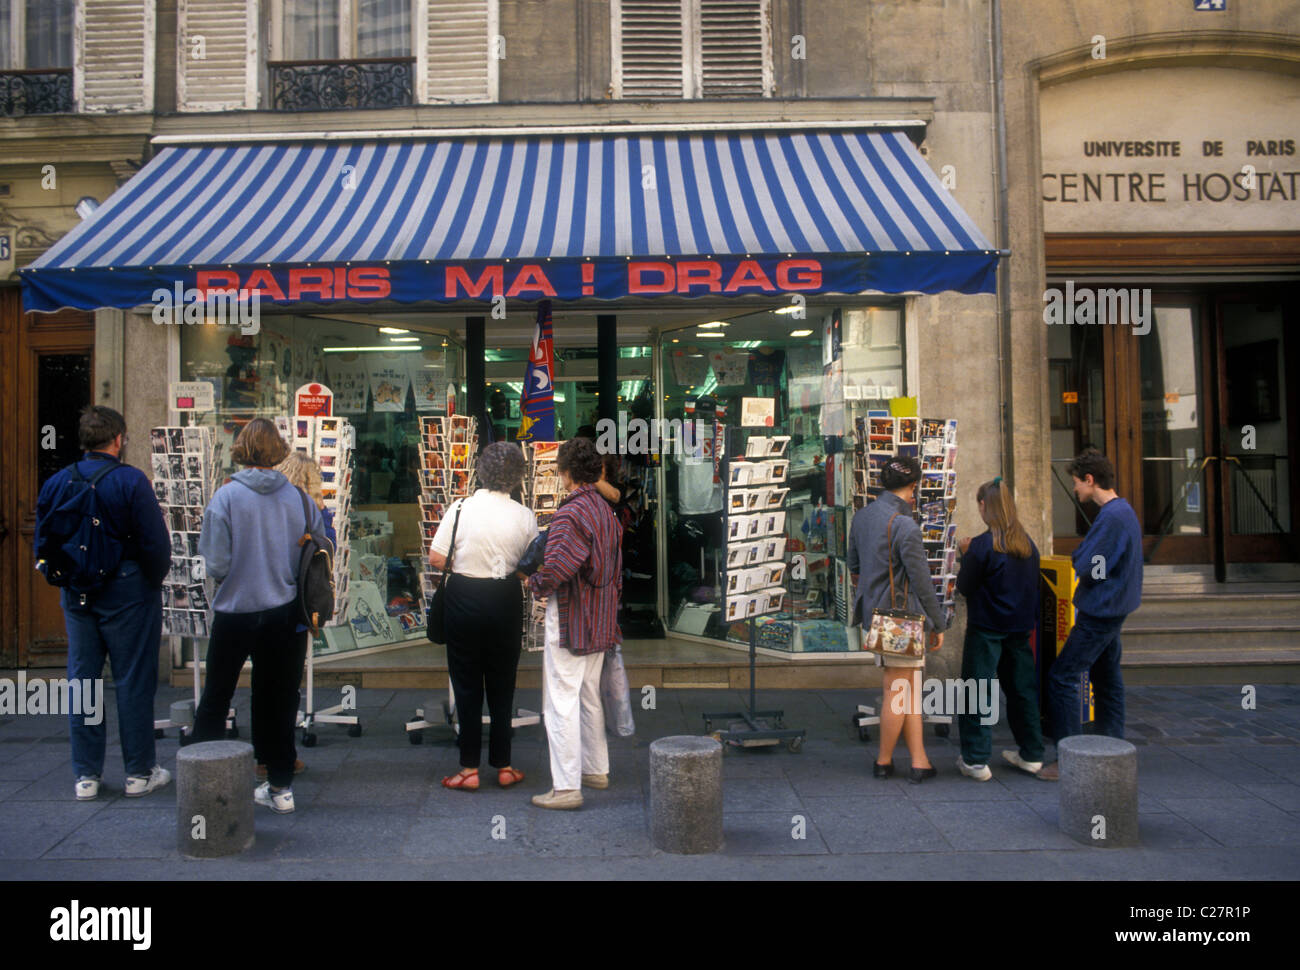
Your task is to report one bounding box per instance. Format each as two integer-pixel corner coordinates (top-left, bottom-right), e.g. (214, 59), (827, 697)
(527, 437), (623, 811)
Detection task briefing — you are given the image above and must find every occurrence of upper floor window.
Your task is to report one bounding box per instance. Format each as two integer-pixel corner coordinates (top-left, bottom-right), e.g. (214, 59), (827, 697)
(0, 0), (75, 115)
(612, 0), (773, 100)
(271, 0), (416, 110)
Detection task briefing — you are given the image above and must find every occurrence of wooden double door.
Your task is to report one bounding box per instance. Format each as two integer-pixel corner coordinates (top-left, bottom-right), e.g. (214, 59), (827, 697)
(1050, 282), (1299, 570)
(0, 287), (95, 667)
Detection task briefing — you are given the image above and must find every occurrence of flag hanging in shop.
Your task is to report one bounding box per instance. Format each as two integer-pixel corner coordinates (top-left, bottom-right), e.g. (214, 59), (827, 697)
(517, 300), (556, 443)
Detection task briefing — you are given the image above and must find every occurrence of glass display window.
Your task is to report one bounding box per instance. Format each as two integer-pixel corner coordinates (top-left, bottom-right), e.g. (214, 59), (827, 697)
(659, 305), (907, 654)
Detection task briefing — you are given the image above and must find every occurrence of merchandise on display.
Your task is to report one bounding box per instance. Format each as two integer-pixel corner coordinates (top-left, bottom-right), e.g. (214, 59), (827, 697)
(148, 425), (219, 640)
(722, 433), (791, 625)
(520, 439), (559, 652)
(418, 415), (479, 629)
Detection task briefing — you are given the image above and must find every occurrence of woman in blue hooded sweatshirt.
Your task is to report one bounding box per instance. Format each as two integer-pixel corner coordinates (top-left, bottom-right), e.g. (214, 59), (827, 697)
(194, 419), (324, 815)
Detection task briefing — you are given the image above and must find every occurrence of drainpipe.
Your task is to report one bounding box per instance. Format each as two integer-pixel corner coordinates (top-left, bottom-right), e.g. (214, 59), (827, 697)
(990, 0), (1014, 482)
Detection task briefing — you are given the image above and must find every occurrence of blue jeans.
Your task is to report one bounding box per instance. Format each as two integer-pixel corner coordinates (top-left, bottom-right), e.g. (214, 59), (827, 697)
(1047, 610), (1126, 743)
(62, 561), (161, 779)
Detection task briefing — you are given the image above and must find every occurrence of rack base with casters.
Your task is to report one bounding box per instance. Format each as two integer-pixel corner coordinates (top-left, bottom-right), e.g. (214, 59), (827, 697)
(295, 636), (360, 748)
(852, 704), (951, 742)
(405, 683), (540, 745)
(702, 618), (805, 754)
(154, 641), (237, 743)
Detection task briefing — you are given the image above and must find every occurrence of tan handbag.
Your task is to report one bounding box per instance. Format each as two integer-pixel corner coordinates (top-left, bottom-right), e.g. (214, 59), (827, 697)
(863, 513), (926, 659)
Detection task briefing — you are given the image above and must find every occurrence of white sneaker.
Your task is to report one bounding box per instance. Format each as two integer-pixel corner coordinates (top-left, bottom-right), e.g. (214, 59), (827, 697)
(254, 782), (295, 814)
(1002, 750), (1043, 774)
(75, 776), (100, 801)
(956, 757), (992, 781)
(124, 765), (172, 798)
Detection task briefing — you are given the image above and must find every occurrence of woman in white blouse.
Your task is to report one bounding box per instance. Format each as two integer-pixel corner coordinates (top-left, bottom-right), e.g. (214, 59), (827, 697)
(429, 442), (538, 791)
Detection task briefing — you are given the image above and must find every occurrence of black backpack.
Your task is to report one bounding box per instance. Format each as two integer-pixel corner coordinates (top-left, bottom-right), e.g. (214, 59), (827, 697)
(293, 487), (336, 633)
(36, 460), (127, 594)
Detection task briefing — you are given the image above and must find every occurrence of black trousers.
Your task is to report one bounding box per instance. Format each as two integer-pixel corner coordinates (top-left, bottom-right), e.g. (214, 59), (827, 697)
(444, 575), (524, 769)
(193, 601), (305, 789)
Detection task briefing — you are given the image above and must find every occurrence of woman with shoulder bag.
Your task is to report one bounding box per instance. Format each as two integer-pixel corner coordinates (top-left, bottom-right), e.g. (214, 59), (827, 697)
(847, 456), (949, 783)
(526, 437), (622, 811)
(193, 419), (326, 814)
(429, 442), (537, 792)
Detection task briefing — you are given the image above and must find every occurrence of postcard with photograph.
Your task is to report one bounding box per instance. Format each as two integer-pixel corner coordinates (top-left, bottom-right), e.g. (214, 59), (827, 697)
(729, 462), (754, 487)
(167, 428), (185, 453)
(152, 479), (170, 504)
(921, 418), (945, 438)
(767, 460), (789, 483)
(189, 584), (209, 612)
(763, 510), (786, 535)
(897, 418), (919, 445)
(185, 454), (204, 480)
(744, 436), (771, 458)
(768, 436), (790, 457)
(150, 429), (168, 454)
(765, 487), (788, 509)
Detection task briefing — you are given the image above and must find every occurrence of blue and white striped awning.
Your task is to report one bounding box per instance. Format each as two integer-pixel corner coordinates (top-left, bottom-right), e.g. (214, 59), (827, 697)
(22, 129), (997, 312)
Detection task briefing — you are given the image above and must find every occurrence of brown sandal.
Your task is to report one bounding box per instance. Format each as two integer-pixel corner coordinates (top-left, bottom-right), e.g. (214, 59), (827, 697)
(442, 768), (479, 791)
(497, 767), (525, 788)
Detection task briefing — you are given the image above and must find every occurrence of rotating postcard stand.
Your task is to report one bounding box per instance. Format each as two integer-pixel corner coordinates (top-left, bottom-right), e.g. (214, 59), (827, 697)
(145, 416), (236, 742)
(702, 427), (805, 752)
(849, 413), (958, 743)
(405, 418), (541, 744)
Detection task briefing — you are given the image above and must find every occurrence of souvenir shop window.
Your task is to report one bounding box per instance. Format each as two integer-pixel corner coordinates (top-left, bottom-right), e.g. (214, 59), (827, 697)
(178, 315), (464, 658)
(659, 304), (908, 653)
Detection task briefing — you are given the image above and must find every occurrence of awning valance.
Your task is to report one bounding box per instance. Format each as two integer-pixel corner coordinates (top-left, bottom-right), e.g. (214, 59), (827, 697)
(21, 129), (997, 313)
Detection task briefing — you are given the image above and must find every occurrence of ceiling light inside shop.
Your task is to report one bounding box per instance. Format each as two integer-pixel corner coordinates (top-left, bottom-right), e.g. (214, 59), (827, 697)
(323, 346), (423, 353)
(694, 332), (725, 338)
(771, 306), (802, 316)
(789, 329), (814, 337)
(698, 321), (728, 328)
(378, 327), (409, 334)
(388, 336), (420, 342)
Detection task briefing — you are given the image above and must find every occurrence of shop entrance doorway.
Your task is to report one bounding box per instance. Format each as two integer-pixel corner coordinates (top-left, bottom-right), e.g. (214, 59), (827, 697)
(0, 288), (95, 666)
(1049, 281), (1299, 572)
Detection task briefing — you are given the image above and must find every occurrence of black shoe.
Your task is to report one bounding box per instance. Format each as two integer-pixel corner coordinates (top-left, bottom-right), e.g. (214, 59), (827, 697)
(872, 761), (895, 778)
(909, 766), (937, 784)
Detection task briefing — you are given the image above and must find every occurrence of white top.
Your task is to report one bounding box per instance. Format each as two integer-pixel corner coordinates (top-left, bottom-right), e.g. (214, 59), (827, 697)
(431, 489), (539, 580)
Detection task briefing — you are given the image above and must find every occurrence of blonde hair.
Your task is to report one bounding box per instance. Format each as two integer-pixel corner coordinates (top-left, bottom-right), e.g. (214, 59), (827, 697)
(277, 449), (325, 507)
(976, 478), (1033, 559)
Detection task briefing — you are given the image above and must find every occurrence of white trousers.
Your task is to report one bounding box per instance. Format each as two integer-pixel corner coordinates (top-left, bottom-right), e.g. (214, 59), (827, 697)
(542, 597), (608, 791)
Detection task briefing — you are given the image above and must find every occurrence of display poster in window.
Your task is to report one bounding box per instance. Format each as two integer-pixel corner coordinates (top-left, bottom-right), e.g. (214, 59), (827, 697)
(670, 349), (710, 387)
(709, 350), (750, 386)
(367, 355), (411, 413)
(327, 355), (369, 413)
(409, 352), (446, 412)
(741, 396), (776, 428)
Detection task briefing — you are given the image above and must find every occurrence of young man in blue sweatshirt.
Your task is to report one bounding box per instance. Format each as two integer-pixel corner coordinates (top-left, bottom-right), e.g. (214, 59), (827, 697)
(1039, 448), (1143, 782)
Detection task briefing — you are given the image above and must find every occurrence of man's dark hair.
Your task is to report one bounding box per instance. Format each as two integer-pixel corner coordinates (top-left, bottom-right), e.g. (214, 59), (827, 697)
(557, 436), (602, 485)
(78, 405), (126, 452)
(881, 455), (922, 491)
(1067, 447), (1115, 490)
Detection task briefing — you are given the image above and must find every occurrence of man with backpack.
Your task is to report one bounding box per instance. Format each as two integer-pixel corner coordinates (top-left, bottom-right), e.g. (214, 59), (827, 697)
(35, 405), (173, 801)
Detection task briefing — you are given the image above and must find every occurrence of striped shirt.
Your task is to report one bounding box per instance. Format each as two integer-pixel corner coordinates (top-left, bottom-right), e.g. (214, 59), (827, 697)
(527, 484), (622, 655)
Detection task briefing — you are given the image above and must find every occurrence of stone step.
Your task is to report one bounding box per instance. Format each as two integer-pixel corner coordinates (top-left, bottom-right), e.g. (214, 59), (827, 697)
(1130, 594), (1300, 624)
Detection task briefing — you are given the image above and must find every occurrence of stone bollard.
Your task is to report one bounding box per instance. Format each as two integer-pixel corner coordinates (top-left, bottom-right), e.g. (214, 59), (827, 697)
(650, 736), (723, 854)
(1058, 735), (1139, 848)
(177, 741), (255, 859)
(170, 699), (194, 728)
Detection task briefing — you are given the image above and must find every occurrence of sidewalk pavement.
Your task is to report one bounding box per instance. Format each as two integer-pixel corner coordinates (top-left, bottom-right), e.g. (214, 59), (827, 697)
(2, 683), (1298, 880)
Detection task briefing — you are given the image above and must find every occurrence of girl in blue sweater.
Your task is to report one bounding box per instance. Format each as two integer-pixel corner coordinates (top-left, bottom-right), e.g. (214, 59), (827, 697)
(955, 478), (1044, 781)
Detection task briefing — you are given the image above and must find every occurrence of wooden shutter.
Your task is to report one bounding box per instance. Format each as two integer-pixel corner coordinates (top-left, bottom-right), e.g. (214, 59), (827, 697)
(75, 0), (155, 112)
(612, 0), (687, 100)
(418, 0), (498, 104)
(177, 0), (257, 111)
(698, 0), (770, 98)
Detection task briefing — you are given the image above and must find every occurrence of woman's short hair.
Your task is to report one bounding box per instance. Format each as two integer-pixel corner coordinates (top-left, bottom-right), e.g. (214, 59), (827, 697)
(231, 417), (289, 468)
(276, 449), (324, 505)
(476, 441), (526, 492)
(557, 436), (602, 485)
(881, 455), (922, 491)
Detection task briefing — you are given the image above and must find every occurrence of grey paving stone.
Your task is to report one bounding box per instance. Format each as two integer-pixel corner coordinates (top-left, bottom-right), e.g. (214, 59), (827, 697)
(722, 776), (803, 813)
(1158, 796), (1300, 847)
(43, 806), (178, 860)
(402, 813), (533, 858)
(722, 811), (830, 855)
(917, 799), (1081, 852)
(258, 805), (417, 860)
(529, 797), (652, 857)
(0, 801), (105, 859)
(898, 772), (1020, 801)
(1236, 783), (1300, 813)
(1136, 766), (1248, 800)
(0, 748), (70, 782)
(801, 795), (951, 853)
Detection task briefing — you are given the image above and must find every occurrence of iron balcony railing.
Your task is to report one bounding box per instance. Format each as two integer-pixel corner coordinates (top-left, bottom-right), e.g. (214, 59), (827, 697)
(268, 57), (414, 111)
(0, 68), (73, 116)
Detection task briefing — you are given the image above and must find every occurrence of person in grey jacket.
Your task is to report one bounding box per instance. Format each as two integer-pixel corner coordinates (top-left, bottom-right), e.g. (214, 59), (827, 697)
(192, 418), (324, 815)
(847, 456), (948, 783)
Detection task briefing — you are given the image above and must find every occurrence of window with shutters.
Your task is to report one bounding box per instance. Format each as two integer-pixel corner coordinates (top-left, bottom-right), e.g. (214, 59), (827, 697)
(177, 0), (258, 111)
(267, 0), (498, 110)
(0, 0), (75, 115)
(612, 0), (772, 100)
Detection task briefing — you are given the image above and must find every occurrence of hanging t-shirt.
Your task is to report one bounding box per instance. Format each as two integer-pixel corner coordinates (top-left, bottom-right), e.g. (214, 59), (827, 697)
(676, 418), (723, 514)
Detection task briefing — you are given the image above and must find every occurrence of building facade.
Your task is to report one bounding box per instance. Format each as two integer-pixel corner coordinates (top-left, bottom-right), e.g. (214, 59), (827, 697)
(2, 1), (1295, 676)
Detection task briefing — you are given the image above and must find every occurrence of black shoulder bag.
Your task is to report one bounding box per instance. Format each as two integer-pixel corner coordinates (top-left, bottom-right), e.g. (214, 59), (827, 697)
(426, 502), (462, 644)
